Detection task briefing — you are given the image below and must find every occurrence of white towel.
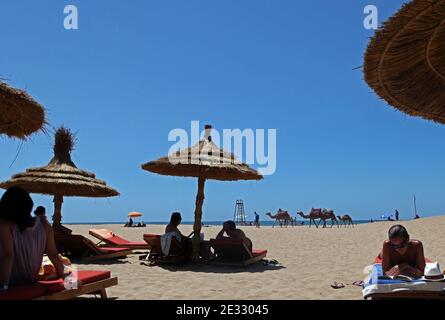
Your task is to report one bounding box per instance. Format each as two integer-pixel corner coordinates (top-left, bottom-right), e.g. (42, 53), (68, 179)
(160, 232), (182, 256)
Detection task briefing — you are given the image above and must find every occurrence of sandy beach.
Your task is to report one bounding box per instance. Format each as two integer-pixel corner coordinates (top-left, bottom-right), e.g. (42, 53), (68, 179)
(66, 216), (445, 300)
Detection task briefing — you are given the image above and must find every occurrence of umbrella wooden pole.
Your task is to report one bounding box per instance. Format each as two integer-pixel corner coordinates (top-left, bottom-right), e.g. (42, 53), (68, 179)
(52, 194), (64, 232)
(192, 177), (206, 261)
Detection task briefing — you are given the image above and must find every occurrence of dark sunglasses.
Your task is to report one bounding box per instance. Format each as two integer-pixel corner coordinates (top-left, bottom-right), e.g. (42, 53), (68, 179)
(390, 242), (409, 250)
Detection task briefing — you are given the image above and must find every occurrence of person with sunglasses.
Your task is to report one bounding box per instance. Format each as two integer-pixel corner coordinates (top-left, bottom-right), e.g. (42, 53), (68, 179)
(381, 225), (426, 278)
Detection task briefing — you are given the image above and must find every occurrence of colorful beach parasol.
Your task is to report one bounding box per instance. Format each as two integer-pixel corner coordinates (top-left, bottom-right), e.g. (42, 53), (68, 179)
(364, 0), (445, 124)
(0, 81), (46, 139)
(0, 127), (119, 231)
(141, 125), (263, 260)
(128, 212), (143, 218)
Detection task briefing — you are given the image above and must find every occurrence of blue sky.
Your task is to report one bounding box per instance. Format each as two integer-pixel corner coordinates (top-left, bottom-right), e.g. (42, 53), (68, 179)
(1, 0), (443, 223)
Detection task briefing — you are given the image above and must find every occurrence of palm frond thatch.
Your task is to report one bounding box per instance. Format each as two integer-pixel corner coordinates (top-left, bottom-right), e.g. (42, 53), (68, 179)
(364, 0), (445, 124)
(142, 137), (263, 181)
(0, 127), (119, 197)
(0, 81), (46, 139)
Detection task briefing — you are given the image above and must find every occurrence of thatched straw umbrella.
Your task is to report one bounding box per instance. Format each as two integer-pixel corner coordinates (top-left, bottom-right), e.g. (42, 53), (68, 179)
(0, 127), (119, 231)
(141, 125), (263, 260)
(0, 81), (46, 139)
(364, 0), (445, 124)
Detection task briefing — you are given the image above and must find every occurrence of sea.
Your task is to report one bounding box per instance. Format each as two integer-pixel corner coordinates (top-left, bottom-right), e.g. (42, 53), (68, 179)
(65, 219), (395, 226)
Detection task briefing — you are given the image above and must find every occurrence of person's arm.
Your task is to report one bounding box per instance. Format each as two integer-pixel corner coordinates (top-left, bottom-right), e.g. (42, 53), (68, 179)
(0, 222), (14, 288)
(43, 222), (64, 279)
(381, 241), (393, 275)
(415, 241), (426, 277)
(216, 229), (225, 239)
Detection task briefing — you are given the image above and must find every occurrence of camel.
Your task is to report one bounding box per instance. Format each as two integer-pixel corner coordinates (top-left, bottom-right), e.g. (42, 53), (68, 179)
(337, 215), (354, 227)
(297, 208), (339, 228)
(296, 208), (323, 228)
(319, 209), (339, 228)
(266, 209), (295, 228)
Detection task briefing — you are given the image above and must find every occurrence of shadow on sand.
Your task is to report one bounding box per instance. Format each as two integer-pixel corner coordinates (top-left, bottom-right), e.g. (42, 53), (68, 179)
(138, 258), (286, 274)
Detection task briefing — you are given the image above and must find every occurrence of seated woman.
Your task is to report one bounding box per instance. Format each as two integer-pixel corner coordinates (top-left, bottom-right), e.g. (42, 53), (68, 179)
(164, 212), (193, 254)
(216, 220), (253, 253)
(164, 213), (212, 260)
(381, 225), (426, 278)
(165, 212), (193, 240)
(0, 187), (66, 292)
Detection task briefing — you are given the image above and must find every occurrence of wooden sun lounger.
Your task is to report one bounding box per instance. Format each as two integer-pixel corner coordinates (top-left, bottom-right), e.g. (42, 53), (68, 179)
(142, 234), (189, 264)
(55, 233), (132, 261)
(367, 291), (445, 300)
(39, 276), (118, 300)
(89, 228), (149, 250)
(0, 271), (117, 300)
(363, 260), (445, 300)
(209, 238), (267, 267)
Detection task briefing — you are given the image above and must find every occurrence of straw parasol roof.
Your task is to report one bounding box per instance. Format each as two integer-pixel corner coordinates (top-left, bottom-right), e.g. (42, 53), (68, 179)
(142, 138), (261, 181)
(0, 81), (46, 139)
(364, 0), (445, 124)
(142, 125), (263, 260)
(0, 127), (119, 230)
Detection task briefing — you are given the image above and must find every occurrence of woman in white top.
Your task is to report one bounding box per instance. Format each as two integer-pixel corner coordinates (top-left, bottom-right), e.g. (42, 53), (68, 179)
(0, 187), (65, 292)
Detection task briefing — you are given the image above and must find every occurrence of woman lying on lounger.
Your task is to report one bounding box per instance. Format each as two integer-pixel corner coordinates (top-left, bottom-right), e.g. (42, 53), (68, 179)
(0, 187), (66, 292)
(380, 225), (426, 278)
(216, 220), (253, 253)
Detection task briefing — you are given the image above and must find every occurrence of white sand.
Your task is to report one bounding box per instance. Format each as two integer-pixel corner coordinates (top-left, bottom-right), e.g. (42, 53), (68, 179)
(67, 216), (445, 300)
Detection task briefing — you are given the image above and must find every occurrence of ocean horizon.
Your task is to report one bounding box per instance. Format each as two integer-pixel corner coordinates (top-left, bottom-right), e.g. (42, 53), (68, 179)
(64, 219), (403, 226)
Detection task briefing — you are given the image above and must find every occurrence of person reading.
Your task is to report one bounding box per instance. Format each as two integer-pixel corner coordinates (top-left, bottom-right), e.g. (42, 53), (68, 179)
(381, 225), (426, 278)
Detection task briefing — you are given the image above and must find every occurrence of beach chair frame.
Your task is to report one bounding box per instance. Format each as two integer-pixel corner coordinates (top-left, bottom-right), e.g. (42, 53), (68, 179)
(366, 290), (445, 300)
(363, 260), (445, 300)
(143, 234), (189, 264)
(209, 239), (267, 267)
(89, 229), (150, 250)
(36, 276), (118, 300)
(55, 233), (132, 261)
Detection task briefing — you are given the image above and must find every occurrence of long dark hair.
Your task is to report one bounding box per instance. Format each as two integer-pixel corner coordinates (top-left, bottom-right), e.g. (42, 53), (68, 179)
(0, 187), (34, 231)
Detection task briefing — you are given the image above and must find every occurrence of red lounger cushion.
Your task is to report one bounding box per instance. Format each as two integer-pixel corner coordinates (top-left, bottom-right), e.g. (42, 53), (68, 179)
(76, 270), (111, 284)
(99, 247), (131, 253)
(108, 236), (146, 246)
(253, 249), (268, 257)
(374, 256), (431, 264)
(38, 270), (112, 294)
(0, 271), (112, 299)
(0, 283), (46, 300)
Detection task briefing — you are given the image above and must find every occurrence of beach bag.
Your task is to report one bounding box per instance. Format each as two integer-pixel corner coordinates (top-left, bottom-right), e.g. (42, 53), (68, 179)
(38, 255), (72, 280)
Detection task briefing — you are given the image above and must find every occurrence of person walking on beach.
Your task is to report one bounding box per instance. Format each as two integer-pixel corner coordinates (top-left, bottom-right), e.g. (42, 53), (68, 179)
(254, 212), (260, 228)
(395, 209), (400, 221)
